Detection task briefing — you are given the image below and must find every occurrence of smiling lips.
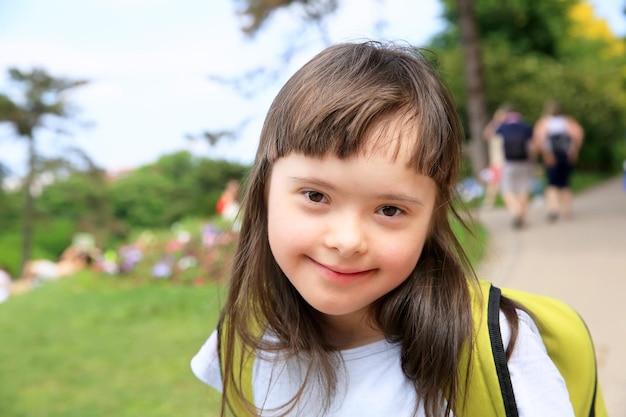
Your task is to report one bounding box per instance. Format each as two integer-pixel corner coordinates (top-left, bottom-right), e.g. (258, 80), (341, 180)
(310, 257), (374, 284)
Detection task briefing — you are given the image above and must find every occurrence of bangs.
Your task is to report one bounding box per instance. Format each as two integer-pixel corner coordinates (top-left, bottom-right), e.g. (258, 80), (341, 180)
(255, 42), (462, 190)
(361, 110), (456, 186)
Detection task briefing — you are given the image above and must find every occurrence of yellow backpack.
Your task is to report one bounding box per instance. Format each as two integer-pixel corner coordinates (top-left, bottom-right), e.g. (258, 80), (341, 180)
(457, 280), (607, 417)
(219, 279), (608, 416)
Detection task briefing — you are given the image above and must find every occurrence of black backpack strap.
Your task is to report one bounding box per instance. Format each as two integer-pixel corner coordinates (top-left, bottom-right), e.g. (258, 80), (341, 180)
(487, 284), (519, 417)
(589, 376), (597, 417)
(579, 314), (598, 417)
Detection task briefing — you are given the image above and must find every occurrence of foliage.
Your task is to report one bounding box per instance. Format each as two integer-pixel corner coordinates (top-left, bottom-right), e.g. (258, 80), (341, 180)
(0, 67), (89, 272)
(568, 170), (616, 193)
(108, 151), (248, 230)
(0, 152), (249, 272)
(436, 34), (626, 172)
(564, 2), (625, 58)
(236, 0), (338, 34)
(437, 0), (577, 58)
(37, 169), (119, 243)
(0, 68), (88, 134)
(109, 169), (177, 229)
(0, 216), (95, 278)
(452, 211), (488, 269)
(0, 189), (21, 231)
(0, 231), (58, 278)
(31, 218), (76, 258)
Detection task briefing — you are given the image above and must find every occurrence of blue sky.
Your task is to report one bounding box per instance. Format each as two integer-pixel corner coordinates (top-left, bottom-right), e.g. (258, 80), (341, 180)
(0, 0), (624, 177)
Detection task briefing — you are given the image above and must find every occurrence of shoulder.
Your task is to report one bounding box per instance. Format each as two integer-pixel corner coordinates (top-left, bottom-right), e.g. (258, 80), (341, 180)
(509, 313), (576, 415)
(466, 280), (575, 416)
(566, 116), (583, 131)
(190, 330), (222, 391)
(502, 309), (575, 416)
(499, 308), (539, 349)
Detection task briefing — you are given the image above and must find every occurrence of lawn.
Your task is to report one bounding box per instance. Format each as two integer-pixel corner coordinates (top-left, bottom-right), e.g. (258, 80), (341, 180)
(0, 273), (225, 417)
(0, 218), (485, 417)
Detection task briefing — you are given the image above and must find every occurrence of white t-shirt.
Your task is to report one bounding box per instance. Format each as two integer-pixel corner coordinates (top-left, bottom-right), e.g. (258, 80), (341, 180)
(191, 310), (574, 417)
(0, 269), (11, 303)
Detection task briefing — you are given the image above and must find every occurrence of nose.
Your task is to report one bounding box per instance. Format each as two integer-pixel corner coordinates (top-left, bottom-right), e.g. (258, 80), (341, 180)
(324, 212), (367, 257)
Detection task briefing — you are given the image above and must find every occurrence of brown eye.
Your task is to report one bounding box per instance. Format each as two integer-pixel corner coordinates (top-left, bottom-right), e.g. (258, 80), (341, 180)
(379, 205), (401, 217)
(304, 190), (326, 203)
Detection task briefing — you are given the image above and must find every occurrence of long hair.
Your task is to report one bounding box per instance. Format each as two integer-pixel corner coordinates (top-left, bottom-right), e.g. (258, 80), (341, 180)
(221, 41), (476, 417)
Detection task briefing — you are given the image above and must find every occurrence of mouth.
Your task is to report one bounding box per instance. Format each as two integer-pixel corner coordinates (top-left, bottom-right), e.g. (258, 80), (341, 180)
(309, 257), (374, 284)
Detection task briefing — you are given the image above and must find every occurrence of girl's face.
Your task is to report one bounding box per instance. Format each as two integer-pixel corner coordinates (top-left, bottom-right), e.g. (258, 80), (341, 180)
(266, 135), (437, 345)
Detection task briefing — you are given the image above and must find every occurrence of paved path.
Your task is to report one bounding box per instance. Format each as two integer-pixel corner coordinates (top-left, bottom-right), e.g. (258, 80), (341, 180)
(475, 176), (626, 416)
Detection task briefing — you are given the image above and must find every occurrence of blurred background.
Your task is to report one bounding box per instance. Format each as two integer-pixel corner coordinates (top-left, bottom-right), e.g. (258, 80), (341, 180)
(0, 1), (624, 416)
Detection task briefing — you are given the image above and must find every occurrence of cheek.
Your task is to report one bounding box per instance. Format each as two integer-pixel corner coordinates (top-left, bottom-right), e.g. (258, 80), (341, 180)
(268, 216), (313, 258)
(267, 197), (312, 263)
(380, 235), (428, 280)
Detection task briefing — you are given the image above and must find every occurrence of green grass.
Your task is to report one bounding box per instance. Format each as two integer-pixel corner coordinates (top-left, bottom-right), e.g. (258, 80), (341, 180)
(0, 272), (225, 417)
(453, 213), (488, 269)
(569, 170), (615, 193)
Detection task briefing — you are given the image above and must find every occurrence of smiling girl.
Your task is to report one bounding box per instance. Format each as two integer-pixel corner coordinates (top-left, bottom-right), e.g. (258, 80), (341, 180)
(191, 41), (575, 417)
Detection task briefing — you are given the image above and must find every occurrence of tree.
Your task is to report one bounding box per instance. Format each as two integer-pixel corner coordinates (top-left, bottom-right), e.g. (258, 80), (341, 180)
(36, 150), (117, 246)
(237, 0), (338, 34)
(436, 0), (626, 172)
(107, 151), (249, 230)
(454, 0), (489, 177)
(438, 0), (577, 57)
(436, 0), (578, 176)
(0, 68), (88, 274)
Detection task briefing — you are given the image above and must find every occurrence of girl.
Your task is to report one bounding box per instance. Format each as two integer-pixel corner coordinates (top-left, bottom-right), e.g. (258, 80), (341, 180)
(192, 41), (574, 416)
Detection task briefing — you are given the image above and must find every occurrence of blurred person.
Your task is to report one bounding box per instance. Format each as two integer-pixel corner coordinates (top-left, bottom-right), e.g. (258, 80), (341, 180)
(20, 245), (93, 286)
(216, 180), (241, 231)
(0, 266), (12, 303)
(481, 108), (506, 208)
(216, 180), (240, 222)
(533, 100), (584, 221)
(489, 103), (536, 229)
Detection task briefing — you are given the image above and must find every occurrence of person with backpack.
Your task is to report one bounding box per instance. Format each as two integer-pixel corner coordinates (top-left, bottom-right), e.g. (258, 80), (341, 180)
(484, 103), (536, 229)
(190, 42), (606, 416)
(533, 100), (584, 221)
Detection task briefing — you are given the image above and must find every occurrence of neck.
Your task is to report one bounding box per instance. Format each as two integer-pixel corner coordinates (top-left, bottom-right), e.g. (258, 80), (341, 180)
(320, 311), (385, 349)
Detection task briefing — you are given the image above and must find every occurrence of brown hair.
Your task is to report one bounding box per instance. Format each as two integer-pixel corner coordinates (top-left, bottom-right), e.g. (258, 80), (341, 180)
(220, 41), (478, 417)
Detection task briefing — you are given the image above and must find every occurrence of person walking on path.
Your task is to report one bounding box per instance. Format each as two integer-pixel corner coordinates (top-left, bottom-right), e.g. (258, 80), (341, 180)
(533, 100), (584, 221)
(484, 103), (536, 229)
(481, 108), (505, 209)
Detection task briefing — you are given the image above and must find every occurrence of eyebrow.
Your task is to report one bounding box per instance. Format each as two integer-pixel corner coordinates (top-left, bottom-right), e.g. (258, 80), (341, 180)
(289, 176), (425, 206)
(289, 176), (338, 191)
(377, 193), (425, 206)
